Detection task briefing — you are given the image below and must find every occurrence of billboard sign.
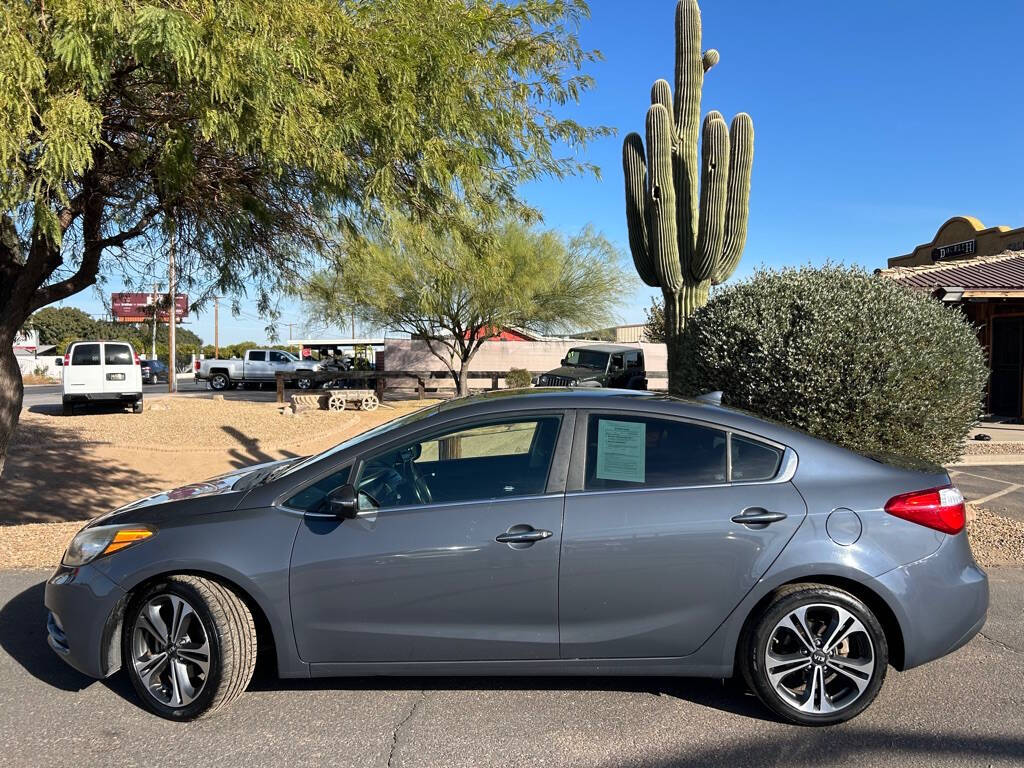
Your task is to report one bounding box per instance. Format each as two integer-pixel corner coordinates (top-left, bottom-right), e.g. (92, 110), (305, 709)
(111, 292), (189, 323)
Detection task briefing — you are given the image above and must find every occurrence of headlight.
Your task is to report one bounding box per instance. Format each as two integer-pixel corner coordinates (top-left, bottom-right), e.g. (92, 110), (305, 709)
(62, 524), (155, 567)
(568, 379), (578, 387)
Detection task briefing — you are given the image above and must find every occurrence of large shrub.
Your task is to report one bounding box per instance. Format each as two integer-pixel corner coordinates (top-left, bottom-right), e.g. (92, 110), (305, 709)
(677, 266), (988, 465)
(505, 368), (533, 389)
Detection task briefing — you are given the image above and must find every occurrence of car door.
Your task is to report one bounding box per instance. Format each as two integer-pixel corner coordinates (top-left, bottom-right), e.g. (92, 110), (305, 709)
(101, 342), (137, 394)
(288, 410), (572, 664)
(65, 342), (102, 394)
(559, 410), (806, 659)
(245, 350), (269, 380)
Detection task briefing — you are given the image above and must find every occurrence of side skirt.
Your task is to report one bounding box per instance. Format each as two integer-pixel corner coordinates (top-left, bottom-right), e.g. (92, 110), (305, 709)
(305, 657), (731, 679)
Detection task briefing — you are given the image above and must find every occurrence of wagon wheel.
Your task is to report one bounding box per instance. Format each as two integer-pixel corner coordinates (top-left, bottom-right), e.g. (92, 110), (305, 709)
(361, 393), (379, 412)
(328, 394), (346, 412)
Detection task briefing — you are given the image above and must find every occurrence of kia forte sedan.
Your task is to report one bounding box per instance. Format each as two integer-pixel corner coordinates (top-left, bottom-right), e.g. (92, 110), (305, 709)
(45, 389), (988, 725)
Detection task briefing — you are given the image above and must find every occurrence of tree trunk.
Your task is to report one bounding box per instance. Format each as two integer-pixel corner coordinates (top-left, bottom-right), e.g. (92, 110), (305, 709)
(0, 332), (25, 479)
(456, 359), (471, 397)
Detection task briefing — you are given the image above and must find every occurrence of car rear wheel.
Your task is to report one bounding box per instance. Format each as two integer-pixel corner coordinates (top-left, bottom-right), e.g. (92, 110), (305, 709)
(209, 373), (229, 391)
(132, 399), (143, 414)
(739, 585), (887, 726)
(123, 575), (257, 721)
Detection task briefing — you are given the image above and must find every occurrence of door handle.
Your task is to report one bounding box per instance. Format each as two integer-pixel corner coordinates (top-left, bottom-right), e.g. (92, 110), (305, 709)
(731, 510), (788, 526)
(496, 527), (553, 544)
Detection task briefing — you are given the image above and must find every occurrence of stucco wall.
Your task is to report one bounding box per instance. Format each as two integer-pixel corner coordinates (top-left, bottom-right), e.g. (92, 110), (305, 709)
(17, 355), (62, 379)
(380, 339), (667, 391)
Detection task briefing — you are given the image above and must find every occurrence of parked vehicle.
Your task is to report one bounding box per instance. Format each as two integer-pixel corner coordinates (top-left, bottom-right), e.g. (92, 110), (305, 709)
(46, 389), (987, 724)
(536, 344), (646, 389)
(139, 359), (169, 385)
(194, 348), (319, 391)
(55, 340), (143, 415)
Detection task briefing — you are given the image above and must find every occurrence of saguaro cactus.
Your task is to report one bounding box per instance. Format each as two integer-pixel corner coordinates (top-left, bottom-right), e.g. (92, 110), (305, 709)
(623, 0), (753, 390)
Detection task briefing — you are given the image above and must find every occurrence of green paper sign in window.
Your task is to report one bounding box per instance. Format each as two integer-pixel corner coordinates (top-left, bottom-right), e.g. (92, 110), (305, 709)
(595, 419), (646, 483)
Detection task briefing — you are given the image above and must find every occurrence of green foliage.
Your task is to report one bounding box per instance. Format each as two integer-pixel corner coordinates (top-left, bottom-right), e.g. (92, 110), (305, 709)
(643, 296), (666, 343)
(505, 368), (533, 389)
(621, 0), (753, 384)
(303, 215), (632, 393)
(676, 266), (989, 465)
(26, 306), (202, 358)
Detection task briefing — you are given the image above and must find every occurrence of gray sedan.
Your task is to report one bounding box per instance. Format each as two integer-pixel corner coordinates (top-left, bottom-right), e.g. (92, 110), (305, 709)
(45, 389), (988, 725)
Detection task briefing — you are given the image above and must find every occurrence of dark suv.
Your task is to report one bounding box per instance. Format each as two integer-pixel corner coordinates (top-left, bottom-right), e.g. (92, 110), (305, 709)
(139, 359), (169, 385)
(537, 344), (646, 389)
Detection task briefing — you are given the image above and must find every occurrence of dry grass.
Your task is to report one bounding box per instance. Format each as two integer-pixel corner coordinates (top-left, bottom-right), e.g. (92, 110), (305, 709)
(22, 374), (58, 385)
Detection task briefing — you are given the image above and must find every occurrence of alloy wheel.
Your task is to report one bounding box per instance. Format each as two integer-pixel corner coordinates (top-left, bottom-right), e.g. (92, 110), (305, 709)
(131, 594), (212, 708)
(763, 603), (875, 715)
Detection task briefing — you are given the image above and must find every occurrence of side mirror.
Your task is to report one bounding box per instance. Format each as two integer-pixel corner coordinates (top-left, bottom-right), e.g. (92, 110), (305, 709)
(325, 484), (358, 519)
(54, 358), (63, 366)
(560, 358), (568, 366)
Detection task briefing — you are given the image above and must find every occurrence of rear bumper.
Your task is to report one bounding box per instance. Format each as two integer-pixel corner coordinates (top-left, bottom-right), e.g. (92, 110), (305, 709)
(45, 564), (127, 679)
(876, 531), (988, 670)
(63, 392), (141, 404)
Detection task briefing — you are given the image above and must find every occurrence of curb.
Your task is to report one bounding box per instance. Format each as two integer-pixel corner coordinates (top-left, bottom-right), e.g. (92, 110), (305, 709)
(948, 455), (1024, 467)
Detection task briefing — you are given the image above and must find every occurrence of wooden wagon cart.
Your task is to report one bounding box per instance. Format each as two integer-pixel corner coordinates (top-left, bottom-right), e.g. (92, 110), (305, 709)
(326, 388), (380, 412)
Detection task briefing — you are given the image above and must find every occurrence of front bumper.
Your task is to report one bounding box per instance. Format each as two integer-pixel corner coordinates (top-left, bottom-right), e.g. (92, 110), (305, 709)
(876, 530), (989, 670)
(44, 564), (128, 679)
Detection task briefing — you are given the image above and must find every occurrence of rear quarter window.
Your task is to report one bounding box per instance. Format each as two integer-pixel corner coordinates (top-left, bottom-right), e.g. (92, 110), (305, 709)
(730, 435), (784, 481)
(70, 343), (101, 365)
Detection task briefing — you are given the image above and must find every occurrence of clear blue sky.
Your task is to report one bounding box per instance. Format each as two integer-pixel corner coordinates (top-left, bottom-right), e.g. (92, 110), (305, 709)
(67, 0), (1024, 344)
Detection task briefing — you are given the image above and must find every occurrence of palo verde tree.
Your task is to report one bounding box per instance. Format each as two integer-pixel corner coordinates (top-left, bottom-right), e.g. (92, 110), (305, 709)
(622, 0), (754, 392)
(0, 0), (607, 473)
(303, 216), (632, 395)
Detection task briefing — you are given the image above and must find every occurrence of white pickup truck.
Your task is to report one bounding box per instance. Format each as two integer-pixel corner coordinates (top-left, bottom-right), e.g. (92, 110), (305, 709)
(194, 349), (320, 391)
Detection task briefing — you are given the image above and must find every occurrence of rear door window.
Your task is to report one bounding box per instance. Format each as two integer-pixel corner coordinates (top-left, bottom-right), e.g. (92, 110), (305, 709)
(104, 344), (133, 365)
(584, 414), (727, 490)
(248, 351), (266, 362)
(70, 343), (101, 365)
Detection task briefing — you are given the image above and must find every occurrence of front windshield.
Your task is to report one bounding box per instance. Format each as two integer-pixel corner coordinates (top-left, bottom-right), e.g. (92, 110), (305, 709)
(275, 402), (439, 479)
(564, 349), (609, 370)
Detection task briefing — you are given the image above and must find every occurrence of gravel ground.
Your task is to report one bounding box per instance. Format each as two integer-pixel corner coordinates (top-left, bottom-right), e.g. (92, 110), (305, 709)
(966, 505), (1024, 566)
(962, 441), (1024, 456)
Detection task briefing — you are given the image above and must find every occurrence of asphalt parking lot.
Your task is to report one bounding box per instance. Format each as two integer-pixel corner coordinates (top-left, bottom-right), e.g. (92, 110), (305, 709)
(950, 466), (1024, 523)
(1, 568), (1022, 768)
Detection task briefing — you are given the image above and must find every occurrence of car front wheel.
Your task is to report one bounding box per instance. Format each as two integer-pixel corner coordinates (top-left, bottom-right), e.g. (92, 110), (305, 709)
(739, 584), (888, 726)
(123, 575), (257, 721)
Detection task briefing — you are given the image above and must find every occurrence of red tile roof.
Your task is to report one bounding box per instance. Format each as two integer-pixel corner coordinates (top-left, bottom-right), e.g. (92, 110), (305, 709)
(878, 251), (1024, 292)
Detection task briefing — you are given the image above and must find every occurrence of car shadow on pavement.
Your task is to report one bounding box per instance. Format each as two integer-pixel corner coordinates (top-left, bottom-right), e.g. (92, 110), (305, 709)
(0, 581), (95, 692)
(0, 419), (152, 523)
(246, 669), (782, 724)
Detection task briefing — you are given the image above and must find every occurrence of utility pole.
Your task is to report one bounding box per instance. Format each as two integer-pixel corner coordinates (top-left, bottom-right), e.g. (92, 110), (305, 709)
(167, 222), (177, 394)
(213, 296), (220, 359)
(351, 310), (355, 339)
(151, 281), (159, 360)
(287, 322), (295, 342)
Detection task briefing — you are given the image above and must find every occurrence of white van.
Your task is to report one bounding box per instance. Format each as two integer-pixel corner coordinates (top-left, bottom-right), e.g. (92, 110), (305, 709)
(58, 341), (144, 415)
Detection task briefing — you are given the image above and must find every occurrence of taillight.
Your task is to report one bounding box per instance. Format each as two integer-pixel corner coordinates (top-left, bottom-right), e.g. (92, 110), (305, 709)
(134, 353), (140, 365)
(194, 360), (200, 372)
(63, 353), (70, 366)
(885, 485), (965, 535)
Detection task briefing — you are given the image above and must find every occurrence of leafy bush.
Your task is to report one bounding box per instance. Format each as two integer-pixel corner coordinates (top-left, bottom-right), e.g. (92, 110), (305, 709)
(677, 266), (988, 465)
(505, 368), (533, 389)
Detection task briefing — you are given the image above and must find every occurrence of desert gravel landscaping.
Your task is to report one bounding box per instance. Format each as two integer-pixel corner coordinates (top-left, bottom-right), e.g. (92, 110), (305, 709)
(0, 396), (440, 526)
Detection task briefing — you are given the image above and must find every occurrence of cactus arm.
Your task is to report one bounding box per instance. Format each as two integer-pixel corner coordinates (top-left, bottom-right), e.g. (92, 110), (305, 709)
(622, 132), (658, 287)
(713, 112), (754, 284)
(645, 104), (683, 292)
(650, 79), (675, 136)
(692, 111), (729, 282)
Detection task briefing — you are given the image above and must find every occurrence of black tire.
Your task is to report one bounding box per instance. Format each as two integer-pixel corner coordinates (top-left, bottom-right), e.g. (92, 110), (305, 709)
(122, 575), (257, 721)
(739, 584), (888, 726)
(133, 398), (143, 414)
(296, 373), (313, 390)
(209, 372), (229, 391)
(62, 400), (73, 416)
